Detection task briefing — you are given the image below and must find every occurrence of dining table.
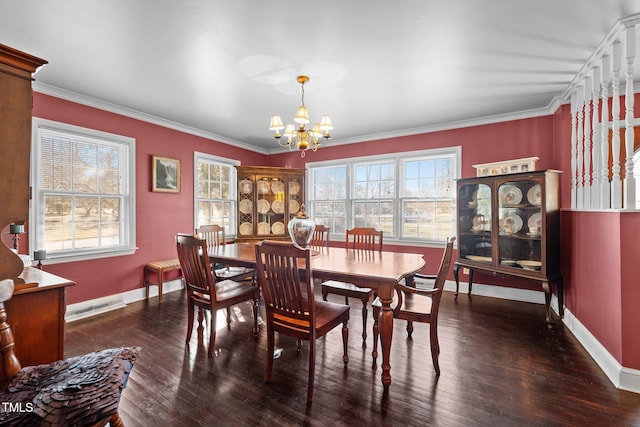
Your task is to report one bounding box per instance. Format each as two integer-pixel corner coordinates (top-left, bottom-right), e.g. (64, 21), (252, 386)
(208, 241), (426, 391)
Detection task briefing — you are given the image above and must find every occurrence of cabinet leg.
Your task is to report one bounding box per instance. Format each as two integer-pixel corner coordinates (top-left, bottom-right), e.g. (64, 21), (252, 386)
(542, 281), (553, 323)
(557, 277), (564, 318)
(468, 269), (474, 295)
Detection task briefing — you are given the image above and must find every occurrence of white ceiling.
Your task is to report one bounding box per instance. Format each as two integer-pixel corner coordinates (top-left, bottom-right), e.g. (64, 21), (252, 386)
(2, 1), (640, 154)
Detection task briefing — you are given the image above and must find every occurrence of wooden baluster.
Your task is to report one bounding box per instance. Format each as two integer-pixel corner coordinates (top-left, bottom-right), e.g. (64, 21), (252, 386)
(570, 92), (578, 209)
(611, 41), (623, 209)
(583, 77), (592, 209)
(591, 67), (601, 209)
(624, 25), (636, 209)
(600, 55), (611, 209)
(576, 87), (584, 209)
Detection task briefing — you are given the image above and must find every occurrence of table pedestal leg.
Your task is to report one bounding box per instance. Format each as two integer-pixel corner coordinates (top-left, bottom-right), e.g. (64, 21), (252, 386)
(378, 290), (393, 391)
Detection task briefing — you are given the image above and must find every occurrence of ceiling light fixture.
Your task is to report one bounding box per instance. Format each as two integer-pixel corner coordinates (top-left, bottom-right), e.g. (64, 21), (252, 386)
(269, 75), (333, 157)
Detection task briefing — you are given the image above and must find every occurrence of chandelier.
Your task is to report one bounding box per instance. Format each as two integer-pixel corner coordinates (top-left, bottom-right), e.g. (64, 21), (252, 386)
(269, 75), (333, 157)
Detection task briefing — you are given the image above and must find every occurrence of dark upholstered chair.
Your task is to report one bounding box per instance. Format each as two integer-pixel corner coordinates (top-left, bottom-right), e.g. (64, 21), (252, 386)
(321, 227), (382, 342)
(254, 240), (349, 402)
(372, 236), (455, 375)
(197, 224), (255, 282)
(0, 278), (139, 427)
(176, 234), (260, 358)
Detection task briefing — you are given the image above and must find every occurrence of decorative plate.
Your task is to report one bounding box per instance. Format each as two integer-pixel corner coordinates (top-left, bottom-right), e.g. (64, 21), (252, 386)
(499, 184), (523, 206)
(466, 255), (492, 263)
(239, 199), (252, 214)
(289, 199), (300, 214)
(528, 212), (542, 231)
(502, 212), (523, 233)
(271, 199), (284, 214)
(289, 181), (301, 195)
(517, 260), (542, 270)
(271, 180), (285, 194)
(271, 221), (285, 235)
(257, 180), (270, 195)
(239, 179), (252, 195)
(527, 184), (542, 206)
(257, 199), (270, 214)
(239, 222), (252, 235)
(257, 222), (270, 235)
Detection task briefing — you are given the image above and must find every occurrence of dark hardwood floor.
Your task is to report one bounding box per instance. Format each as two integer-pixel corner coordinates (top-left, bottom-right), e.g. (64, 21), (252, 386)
(65, 288), (640, 426)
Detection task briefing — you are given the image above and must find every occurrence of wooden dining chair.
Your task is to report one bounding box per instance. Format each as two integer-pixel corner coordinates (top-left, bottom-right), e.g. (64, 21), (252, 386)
(176, 233), (260, 358)
(254, 240), (349, 402)
(0, 278), (139, 427)
(310, 224), (330, 247)
(371, 236), (455, 375)
(321, 227), (382, 342)
(197, 224), (255, 282)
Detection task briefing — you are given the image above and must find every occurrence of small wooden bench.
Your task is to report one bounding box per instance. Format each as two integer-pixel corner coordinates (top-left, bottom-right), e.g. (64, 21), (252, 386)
(144, 259), (182, 303)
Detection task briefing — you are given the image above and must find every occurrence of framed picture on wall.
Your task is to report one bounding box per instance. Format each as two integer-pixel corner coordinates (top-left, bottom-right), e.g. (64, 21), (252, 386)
(152, 155), (181, 193)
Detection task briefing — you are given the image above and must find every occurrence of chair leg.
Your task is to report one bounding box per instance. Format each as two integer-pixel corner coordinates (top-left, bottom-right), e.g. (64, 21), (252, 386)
(108, 413), (125, 427)
(226, 306), (232, 329)
(372, 305), (380, 363)
(406, 320), (414, 339)
(307, 338), (315, 402)
(361, 300), (368, 341)
(322, 287), (328, 301)
(342, 321), (349, 365)
(430, 321), (440, 376)
(265, 326), (274, 383)
(208, 308), (217, 358)
(252, 298), (259, 336)
(197, 307), (205, 341)
(186, 300), (195, 345)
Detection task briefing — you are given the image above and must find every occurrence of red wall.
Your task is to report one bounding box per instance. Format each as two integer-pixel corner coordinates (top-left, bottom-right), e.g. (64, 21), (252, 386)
(32, 93), (269, 303)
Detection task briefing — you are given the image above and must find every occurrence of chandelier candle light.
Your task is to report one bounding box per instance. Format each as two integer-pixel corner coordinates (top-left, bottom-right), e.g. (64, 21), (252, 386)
(269, 75), (333, 157)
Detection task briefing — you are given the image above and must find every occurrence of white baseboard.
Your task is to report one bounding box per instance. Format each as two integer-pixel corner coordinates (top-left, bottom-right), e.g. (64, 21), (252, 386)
(65, 278), (184, 322)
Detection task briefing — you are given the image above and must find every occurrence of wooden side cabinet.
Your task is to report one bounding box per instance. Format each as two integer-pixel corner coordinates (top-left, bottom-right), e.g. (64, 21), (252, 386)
(235, 166), (305, 242)
(454, 169), (562, 322)
(1, 268), (75, 382)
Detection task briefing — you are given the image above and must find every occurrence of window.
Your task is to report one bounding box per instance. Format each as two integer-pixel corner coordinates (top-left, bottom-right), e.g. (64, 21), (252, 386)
(194, 152), (239, 235)
(30, 118), (136, 262)
(307, 147), (460, 244)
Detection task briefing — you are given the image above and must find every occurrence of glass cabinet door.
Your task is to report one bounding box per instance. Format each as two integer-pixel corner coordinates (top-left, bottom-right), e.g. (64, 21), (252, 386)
(458, 182), (493, 264)
(497, 179), (542, 271)
(256, 177), (287, 237)
(238, 177), (254, 237)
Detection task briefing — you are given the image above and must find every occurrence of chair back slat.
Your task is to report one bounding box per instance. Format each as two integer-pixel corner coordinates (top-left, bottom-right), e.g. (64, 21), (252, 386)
(346, 227), (383, 251)
(176, 233), (216, 300)
(311, 224), (330, 248)
(197, 224), (224, 252)
(255, 240), (314, 331)
(428, 236), (456, 314)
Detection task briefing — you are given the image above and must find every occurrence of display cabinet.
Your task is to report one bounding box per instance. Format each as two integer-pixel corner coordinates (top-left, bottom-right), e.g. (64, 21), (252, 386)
(454, 169), (562, 322)
(235, 166), (305, 242)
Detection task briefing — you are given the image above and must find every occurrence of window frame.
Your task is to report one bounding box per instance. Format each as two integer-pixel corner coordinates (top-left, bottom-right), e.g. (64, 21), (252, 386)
(193, 152), (239, 237)
(306, 146), (461, 246)
(29, 118), (137, 263)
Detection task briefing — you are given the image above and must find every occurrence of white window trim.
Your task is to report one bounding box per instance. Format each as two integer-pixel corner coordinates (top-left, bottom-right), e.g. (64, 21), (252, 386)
(306, 146), (461, 247)
(29, 118), (137, 264)
(193, 152), (240, 237)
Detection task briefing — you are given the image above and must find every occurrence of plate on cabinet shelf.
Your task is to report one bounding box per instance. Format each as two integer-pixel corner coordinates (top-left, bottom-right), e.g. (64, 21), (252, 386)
(502, 213), (523, 233)
(272, 199), (284, 214)
(239, 222), (252, 235)
(516, 260), (542, 271)
(289, 199), (300, 214)
(499, 184), (522, 206)
(257, 180), (271, 194)
(466, 255), (492, 263)
(527, 184), (542, 206)
(239, 199), (252, 214)
(527, 213), (542, 233)
(271, 180), (285, 194)
(257, 199), (270, 214)
(258, 222), (270, 235)
(289, 181), (301, 195)
(271, 221), (285, 235)
(239, 180), (252, 195)
(500, 259), (517, 266)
